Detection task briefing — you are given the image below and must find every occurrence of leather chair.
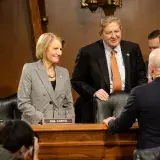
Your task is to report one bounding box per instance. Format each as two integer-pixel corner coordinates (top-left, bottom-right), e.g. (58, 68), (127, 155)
(94, 93), (129, 123)
(0, 93), (21, 120)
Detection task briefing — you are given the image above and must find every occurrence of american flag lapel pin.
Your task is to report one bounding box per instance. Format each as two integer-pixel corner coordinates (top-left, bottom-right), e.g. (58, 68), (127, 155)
(126, 53), (130, 56)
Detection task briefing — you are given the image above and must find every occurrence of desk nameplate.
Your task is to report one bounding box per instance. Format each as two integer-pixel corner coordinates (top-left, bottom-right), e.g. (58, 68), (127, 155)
(43, 118), (72, 124)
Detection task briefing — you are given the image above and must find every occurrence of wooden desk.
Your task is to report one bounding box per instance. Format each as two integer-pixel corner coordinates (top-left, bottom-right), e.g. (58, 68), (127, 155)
(32, 123), (138, 160)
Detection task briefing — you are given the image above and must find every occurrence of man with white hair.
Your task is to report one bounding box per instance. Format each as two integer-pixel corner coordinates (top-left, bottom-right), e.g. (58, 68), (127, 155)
(103, 48), (160, 159)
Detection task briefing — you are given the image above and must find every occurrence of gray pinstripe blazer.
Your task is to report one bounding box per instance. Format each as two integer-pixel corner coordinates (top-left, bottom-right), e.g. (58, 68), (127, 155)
(17, 60), (75, 124)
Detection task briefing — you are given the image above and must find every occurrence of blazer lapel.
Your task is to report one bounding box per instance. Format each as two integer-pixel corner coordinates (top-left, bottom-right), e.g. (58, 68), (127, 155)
(54, 66), (63, 99)
(35, 60), (57, 106)
(97, 41), (110, 91)
(120, 41), (131, 92)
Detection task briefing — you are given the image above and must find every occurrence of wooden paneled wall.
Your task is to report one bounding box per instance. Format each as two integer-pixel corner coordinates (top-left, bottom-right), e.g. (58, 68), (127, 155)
(45, 0), (160, 72)
(0, 0), (41, 97)
(0, 0), (33, 97)
(45, 0), (160, 100)
(0, 0), (160, 97)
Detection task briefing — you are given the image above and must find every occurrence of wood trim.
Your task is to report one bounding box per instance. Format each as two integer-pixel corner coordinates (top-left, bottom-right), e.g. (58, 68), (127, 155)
(32, 122), (138, 132)
(28, 0), (42, 43)
(32, 124), (107, 132)
(39, 141), (137, 146)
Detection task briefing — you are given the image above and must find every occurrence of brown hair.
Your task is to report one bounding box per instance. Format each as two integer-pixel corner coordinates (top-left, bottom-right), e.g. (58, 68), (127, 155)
(148, 30), (160, 40)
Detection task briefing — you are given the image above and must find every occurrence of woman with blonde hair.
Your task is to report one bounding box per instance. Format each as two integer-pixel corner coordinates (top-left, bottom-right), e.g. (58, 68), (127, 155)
(18, 33), (75, 124)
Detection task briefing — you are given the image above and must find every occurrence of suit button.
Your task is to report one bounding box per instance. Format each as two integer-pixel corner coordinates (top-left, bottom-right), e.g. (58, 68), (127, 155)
(49, 101), (53, 104)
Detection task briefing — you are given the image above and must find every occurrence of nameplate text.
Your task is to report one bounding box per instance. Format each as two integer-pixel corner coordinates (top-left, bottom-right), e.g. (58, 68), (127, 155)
(43, 118), (72, 124)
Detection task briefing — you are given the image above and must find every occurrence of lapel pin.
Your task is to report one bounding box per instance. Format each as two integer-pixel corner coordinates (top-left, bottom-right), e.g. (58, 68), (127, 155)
(126, 53), (130, 56)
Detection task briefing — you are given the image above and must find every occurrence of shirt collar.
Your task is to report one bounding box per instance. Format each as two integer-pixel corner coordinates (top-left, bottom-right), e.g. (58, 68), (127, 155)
(103, 40), (121, 56)
(114, 45), (121, 54)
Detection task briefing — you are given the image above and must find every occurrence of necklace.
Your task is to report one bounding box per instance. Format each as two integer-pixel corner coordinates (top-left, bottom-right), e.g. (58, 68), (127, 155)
(42, 60), (55, 78)
(48, 71), (55, 78)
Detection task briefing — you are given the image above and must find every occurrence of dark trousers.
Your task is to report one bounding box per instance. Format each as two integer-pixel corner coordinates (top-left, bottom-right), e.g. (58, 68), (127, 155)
(75, 97), (94, 123)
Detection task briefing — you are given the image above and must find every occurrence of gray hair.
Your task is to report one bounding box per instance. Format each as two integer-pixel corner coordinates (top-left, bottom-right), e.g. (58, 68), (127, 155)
(99, 16), (122, 35)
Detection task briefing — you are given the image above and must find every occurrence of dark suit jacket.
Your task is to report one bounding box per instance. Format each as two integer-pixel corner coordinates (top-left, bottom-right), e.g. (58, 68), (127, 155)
(108, 77), (160, 149)
(145, 60), (148, 69)
(71, 40), (147, 101)
(145, 60), (149, 75)
(0, 146), (19, 160)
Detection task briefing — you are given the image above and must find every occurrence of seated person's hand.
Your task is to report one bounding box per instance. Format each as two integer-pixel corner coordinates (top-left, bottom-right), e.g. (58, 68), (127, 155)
(25, 136), (39, 160)
(93, 89), (109, 101)
(103, 116), (116, 127)
(33, 137), (39, 160)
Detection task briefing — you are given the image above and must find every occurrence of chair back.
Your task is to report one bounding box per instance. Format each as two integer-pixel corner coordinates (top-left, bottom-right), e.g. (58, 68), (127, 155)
(0, 94), (21, 120)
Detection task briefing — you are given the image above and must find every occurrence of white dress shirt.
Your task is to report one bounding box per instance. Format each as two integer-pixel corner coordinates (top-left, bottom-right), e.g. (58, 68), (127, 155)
(103, 41), (125, 93)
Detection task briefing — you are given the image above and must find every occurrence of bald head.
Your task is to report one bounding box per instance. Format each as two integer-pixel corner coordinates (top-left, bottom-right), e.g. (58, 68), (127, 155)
(149, 48), (160, 69)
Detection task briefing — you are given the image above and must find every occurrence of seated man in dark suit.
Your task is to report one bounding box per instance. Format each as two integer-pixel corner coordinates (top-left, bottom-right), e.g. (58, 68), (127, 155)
(71, 16), (147, 123)
(103, 48), (160, 159)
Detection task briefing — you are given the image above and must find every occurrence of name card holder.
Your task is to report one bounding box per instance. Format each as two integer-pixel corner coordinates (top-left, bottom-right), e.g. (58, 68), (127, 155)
(43, 119), (73, 124)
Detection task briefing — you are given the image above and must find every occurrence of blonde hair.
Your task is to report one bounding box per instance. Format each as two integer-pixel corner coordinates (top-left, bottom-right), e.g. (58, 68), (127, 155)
(99, 16), (122, 35)
(36, 33), (65, 59)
